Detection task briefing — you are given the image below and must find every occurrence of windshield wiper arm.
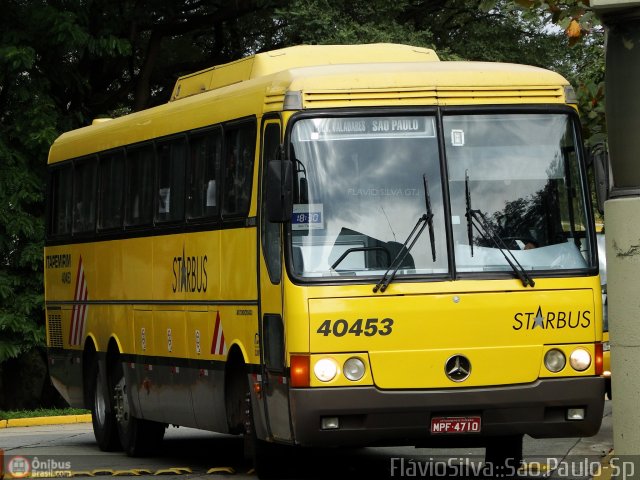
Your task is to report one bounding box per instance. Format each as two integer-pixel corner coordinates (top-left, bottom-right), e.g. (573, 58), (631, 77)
(465, 171), (535, 288)
(373, 174), (436, 293)
(373, 214), (428, 293)
(423, 174), (436, 262)
(465, 170), (474, 257)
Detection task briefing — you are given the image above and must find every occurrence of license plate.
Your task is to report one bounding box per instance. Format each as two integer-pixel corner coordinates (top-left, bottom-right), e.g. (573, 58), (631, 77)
(430, 416), (481, 434)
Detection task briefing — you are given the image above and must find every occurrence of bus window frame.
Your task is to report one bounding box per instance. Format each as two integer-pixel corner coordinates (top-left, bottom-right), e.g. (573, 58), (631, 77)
(441, 103), (598, 280)
(124, 142), (156, 230)
(282, 106), (447, 286)
(185, 125), (222, 226)
(97, 148), (126, 234)
(221, 118), (258, 222)
(260, 118), (283, 285)
(47, 162), (74, 239)
(155, 133), (188, 226)
(71, 155), (99, 238)
(44, 115), (259, 245)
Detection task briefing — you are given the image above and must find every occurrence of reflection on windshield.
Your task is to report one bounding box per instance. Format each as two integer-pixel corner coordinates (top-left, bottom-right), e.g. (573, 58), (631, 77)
(288, 113), (594, 281)
(447, 114), (591, 273)
(290, 116), (448, 277)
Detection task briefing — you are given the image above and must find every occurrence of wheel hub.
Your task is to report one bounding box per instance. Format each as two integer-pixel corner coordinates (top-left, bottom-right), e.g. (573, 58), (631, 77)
(113, 378), (129, 424)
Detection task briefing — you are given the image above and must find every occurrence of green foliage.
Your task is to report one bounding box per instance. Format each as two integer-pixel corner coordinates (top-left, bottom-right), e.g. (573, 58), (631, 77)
(0, 0), (288, 364)
(0, 407), (89, 420)
(500, 0), (606, 145)
(276, 0), (606, 145)
(276, 0), (434, 47)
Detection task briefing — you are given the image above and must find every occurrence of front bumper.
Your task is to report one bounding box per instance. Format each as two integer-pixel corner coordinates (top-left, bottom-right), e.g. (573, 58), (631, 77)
(289, 377), (604, 447)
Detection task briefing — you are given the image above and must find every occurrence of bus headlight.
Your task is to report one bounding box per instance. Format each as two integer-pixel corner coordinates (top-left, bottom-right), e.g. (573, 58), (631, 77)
(544, 349), (566, 373)
(343, 357), (366, 381)
(570, 348), (591, 371)
(314, 358), (338, 382)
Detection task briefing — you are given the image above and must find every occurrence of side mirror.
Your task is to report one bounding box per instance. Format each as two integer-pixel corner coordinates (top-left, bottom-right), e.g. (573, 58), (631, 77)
(266, 160), (293, 223)
(591, 144), (612, 214)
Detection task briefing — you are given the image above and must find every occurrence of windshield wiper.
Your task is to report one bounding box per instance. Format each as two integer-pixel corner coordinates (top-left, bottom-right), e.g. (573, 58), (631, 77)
(423, 174), (436, 262)
(465, 170), (475, 257)
(465, 170), (535, 288)
(373, 214), (428, 293)
(373, 174), (436, 293)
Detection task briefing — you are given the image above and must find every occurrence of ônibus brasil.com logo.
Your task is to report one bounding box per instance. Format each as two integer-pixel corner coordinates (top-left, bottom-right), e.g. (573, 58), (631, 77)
(2, 454), (72, 478)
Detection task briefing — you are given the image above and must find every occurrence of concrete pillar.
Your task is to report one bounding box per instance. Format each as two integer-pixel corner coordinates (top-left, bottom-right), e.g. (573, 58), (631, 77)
(605, 199), (640, 455)
(592, 0), (640, 467)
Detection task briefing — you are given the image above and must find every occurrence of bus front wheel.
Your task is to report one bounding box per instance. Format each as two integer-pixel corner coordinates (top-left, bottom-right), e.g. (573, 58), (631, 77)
(485, 435), (524, 474)
(242, 380), (285, 479)
(110, 357), (165, 456)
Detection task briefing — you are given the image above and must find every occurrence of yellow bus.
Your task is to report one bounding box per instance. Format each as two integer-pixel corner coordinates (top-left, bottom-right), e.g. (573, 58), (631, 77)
(45, 44), (604, 476)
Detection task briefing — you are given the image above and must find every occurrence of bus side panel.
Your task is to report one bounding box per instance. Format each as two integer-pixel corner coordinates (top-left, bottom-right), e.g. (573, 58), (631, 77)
(218, 227), (258, 301)
(189, 309), (227, 432)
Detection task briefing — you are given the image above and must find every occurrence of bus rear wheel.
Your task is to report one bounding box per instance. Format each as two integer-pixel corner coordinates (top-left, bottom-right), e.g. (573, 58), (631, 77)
(111, 358), (165, 457)
(89, 358), (121, 451)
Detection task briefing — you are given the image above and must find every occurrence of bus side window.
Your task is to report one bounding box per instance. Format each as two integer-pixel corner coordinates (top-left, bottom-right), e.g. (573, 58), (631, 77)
(261, 122), (282, 283)
(223, 122), (256, 217)
(156, 137), (186, 223)
(72, 158), (97, 234)
(49, 165), (73, 236)
(187, 129), (221, 220)
(125, 145), (154, 227)
(98, 151), (125, 230)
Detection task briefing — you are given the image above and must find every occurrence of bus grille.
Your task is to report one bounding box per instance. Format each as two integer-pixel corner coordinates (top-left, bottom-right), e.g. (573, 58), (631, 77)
(48, 312), (64, 348)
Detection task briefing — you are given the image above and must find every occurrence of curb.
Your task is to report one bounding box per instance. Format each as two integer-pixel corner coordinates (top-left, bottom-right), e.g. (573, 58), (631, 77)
(0, 414), (92, 429)
(593, 451), (614, 480)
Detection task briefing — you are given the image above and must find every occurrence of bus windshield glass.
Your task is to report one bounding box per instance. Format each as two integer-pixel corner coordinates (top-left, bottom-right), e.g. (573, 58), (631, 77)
(290, 115), (448, 278)
(289, 113), (593, 279)
(446, 113), (592, 274)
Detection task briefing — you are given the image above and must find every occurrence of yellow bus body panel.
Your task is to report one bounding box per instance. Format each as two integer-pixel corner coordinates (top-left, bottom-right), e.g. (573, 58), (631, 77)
(296, 276), (601, 389)
(44, 226), (258, 364)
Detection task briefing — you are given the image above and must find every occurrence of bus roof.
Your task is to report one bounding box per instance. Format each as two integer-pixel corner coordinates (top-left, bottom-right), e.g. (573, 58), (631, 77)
(49, 44), (570, 164)
(170, 44), (440, 101)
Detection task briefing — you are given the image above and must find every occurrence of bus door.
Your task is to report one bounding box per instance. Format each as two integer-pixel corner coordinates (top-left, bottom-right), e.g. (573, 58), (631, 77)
(258, 119), (293, 442)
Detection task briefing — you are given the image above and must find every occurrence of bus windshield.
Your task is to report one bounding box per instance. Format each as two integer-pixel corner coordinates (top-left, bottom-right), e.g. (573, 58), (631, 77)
(289, 112), (593, 279)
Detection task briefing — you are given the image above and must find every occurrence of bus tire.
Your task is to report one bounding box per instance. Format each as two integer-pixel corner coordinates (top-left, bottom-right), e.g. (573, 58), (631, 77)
(235, 365), (287, 480)
(89, 358), (121, 451)
(485, 435), (523, 473)
(242, 380), (283, 479)
(111, 356), (165, 457)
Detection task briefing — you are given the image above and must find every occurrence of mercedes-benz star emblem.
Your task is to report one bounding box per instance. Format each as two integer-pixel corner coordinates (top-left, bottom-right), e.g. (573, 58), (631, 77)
(445, 355), (471, 382)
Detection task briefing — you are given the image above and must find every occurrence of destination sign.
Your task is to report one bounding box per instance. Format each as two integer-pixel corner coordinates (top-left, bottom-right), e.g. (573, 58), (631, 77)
(298, 116), (436, 141)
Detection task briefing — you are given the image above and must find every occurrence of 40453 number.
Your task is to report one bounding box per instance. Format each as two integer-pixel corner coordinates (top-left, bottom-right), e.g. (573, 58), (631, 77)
(316, 318), (394, 337)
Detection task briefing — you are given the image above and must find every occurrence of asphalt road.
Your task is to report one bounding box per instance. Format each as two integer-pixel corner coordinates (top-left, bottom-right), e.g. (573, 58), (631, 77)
(0, 400), (612, 479)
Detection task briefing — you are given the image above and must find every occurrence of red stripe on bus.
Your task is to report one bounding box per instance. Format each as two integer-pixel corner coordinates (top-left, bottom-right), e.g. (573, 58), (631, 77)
(211, 311), (221, 354)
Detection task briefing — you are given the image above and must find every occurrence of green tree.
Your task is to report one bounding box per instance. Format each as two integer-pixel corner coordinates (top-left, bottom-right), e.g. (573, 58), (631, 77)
(514, 0), (606, 146)
(276, 0), (605, 145)
(0, 6), (53, 361)
(0, 0), (288, 363)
